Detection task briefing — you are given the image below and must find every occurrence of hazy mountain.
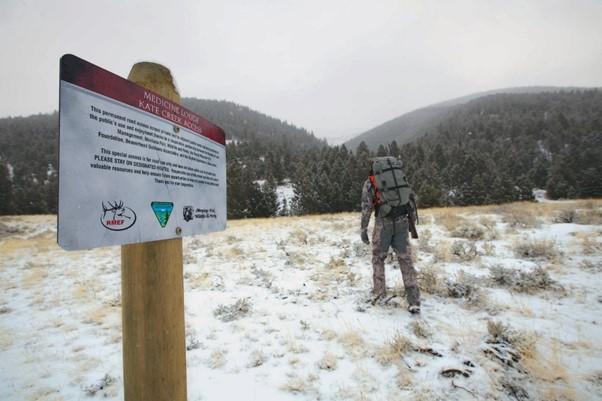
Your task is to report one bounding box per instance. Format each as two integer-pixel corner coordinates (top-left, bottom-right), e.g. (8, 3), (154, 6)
(345, 86), (600, 150)
(182, 98), (325, 149)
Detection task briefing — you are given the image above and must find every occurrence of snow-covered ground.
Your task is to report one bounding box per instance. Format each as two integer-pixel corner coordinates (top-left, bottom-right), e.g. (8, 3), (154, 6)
(1, 200), (602, 401)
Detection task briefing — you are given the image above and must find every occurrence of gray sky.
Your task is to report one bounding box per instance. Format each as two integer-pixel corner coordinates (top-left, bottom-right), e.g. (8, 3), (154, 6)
(1, 0), (601, 143)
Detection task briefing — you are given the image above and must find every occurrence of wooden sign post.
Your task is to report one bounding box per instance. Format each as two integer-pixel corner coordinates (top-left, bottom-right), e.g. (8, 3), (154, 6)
(122, 63), (187, 401)
(59, 54), (226, 400)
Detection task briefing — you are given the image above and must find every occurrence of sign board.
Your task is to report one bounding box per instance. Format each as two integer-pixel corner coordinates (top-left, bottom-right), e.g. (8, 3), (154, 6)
(58, 54), (226, 250)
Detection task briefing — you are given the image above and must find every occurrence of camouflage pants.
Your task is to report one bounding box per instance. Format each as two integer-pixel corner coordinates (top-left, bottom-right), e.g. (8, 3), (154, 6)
(372, 216), (420, 306)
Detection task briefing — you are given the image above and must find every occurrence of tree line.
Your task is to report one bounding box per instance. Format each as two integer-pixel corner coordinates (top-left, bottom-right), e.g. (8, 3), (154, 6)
(1, 91), (600, 217)
(227, 90), (602, 217)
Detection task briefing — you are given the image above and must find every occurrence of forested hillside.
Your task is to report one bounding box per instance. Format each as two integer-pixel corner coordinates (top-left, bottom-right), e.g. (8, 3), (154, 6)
(1, 90), (600, 217)
(182, 98), (325, 149)
(345, 86), (597, 150)
(394, 90), (602, 206)
(0, 99), (325, 215)
(233, 90), (602, 216)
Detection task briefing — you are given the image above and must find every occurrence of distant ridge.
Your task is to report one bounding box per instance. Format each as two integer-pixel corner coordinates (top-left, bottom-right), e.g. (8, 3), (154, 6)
(345, 86), (600, 150)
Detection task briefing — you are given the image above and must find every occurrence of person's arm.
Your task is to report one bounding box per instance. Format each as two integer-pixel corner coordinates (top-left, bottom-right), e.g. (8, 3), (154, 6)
(360, 179), (374, 244)
(408, 192), (419, 239)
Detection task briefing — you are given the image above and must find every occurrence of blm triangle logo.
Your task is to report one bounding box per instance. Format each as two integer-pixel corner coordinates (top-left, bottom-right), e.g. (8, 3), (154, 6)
(151, 202), (174, 228)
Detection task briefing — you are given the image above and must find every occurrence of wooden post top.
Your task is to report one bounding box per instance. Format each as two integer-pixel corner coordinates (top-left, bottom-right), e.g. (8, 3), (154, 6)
(128, 62), (181, 103)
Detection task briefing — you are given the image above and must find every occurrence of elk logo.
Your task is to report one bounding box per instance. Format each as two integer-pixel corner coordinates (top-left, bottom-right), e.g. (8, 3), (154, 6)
(183, 206), (194, 222)
(100, 201), (137, 231)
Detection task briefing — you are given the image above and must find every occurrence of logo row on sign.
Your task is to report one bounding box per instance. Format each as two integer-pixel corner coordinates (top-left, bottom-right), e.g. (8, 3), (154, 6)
(100, 201), (215, 231)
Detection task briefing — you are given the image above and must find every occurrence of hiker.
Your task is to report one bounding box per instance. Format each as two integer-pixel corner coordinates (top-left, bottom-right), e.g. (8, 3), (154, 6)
(360, 157), (421, 314)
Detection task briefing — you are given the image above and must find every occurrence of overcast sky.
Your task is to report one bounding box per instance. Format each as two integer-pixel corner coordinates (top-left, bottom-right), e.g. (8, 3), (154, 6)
(1, 0), (601, 143)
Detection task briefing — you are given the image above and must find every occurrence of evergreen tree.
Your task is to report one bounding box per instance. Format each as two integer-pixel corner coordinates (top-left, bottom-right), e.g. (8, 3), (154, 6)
(226, 161), (248, 218)
(250, 178), (278, 217)
(0, 163), (12, 215)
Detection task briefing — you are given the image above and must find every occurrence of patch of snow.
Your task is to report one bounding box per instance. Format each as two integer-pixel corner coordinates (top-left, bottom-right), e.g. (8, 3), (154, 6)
(1, 200), (602, 401)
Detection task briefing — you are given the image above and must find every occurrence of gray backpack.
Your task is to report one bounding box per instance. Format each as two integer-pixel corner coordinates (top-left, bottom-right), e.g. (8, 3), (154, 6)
(370, 157), (413, 218)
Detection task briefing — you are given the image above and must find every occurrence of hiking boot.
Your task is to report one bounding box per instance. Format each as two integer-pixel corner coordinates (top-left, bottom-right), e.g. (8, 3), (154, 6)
(405, 286), (421, 308)
(408, 305), (421, 314)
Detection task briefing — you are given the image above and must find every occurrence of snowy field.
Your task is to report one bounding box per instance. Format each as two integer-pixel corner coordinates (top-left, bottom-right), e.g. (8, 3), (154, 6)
(1, 200), (602, 401)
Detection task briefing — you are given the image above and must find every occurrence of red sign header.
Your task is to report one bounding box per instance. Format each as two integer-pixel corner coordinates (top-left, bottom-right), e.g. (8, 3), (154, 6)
(60, 54), (225, 145)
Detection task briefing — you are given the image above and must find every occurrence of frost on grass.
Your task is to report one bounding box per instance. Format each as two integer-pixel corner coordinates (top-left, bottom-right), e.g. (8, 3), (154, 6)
(83, 374), (115, 396)
(444, 271), (492, 310)
(489, 265), (560, 294)
(282, 373), (316, 394)
(207, 349), (227, 369)
(484, 320), (551, 400)
(186, 332), (202, 351)
(451, 240), (479, 262)
(513, 239), (559, 261)
(317, 351), (338, 370)
(250, 264), (273, 288)
(213, 298), (252, 322)
(483, 320), (536, 370)
(248, 350), (267, 368)
(409, 320), (431, 339)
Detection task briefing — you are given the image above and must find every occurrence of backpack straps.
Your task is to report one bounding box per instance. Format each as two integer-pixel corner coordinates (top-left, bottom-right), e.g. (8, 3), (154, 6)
(387, 158), (404, 203)
(368, 175), (381, 207)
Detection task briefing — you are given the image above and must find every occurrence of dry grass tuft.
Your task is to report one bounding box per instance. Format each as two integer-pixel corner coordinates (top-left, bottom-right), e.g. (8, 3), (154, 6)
(575, 208), (602, 225)
(554, 209), (578, 223)
(432, 210), (467, 232)
(289, 228), (309, 245)
(396, 367), (413, 389)
(320, 328), (338, 341)
(418, 229), (433, 253)
(581, 235), (602, 255)
(513, 239), (559, 261)
(489, 265), (559, 294)
(338, 329), (367, 358)
(409, 320), (431, 339)
(486, 320), (537, 362)
(451, 240), (479, 262)
(481, 242), (496, 256)
(433, 240), (453, 263)
(287, 340), (309, 354)
(375, 332), (413, 366)
(327, 257), (346, 269)
(213, 298), (252, 322)
(500, 205), (541, 229)
(282, 376), (309, 394)
(451, 222), (486, 240)
(317, 351), (338, 371)
(83, 374), (116, 396)
(207, 349), (227, 369)
(538, 385), (577, 401)
(444, 271), (492, 310)
(418, 264), (444, 295)
(248, 350), (267, 367)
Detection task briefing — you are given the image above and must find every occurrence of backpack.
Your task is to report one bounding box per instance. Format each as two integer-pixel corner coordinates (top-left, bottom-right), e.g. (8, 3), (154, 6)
(370, 157), (413, 218)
